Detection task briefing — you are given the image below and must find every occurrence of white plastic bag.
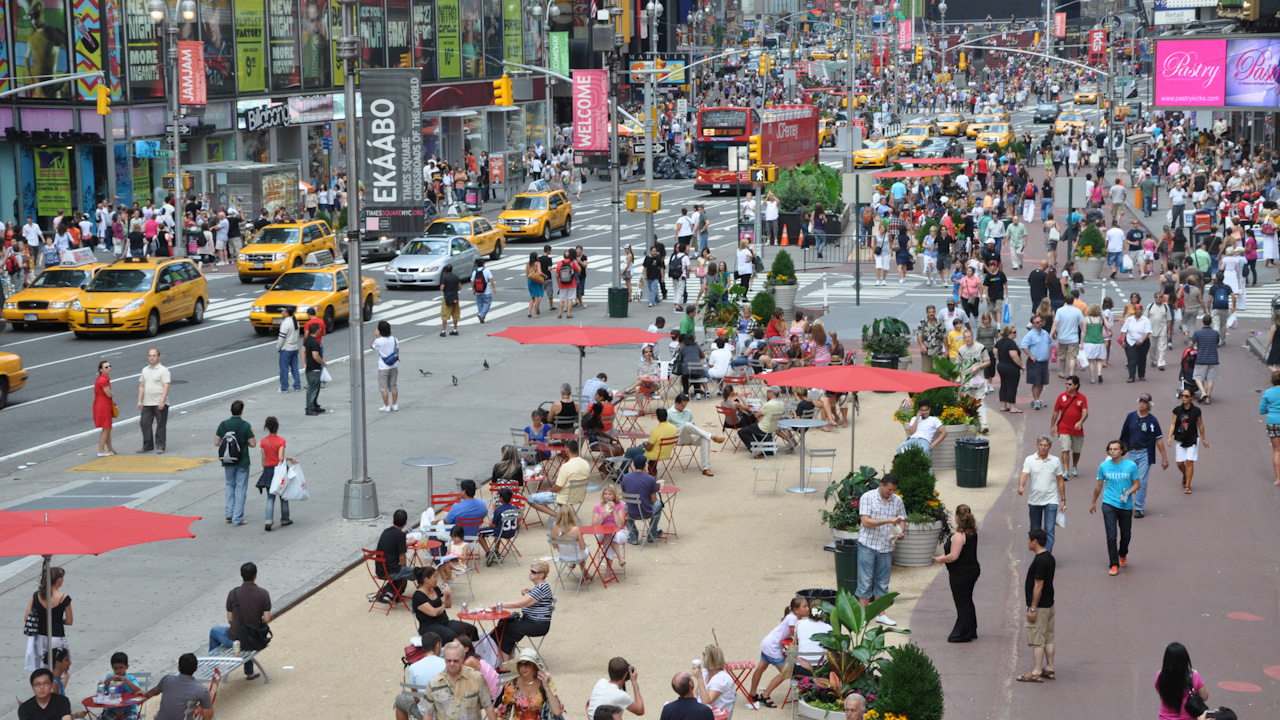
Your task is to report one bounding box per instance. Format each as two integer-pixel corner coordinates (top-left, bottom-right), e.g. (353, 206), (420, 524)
(280, 462), (310, 501)
(320, 366), (333, 384)
(1076, 355), (1089, 370)
(1227, 312), (1238, 328)
(1121, 253), (1134, 273)
(1055, 509), (1066, 528)
(269, 464), (288, 496)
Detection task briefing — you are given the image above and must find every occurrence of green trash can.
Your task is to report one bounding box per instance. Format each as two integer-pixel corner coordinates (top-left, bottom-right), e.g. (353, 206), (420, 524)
(955, 437), (990, 488)
(607, 287), (629, 318)
(833, 539), (859, 595)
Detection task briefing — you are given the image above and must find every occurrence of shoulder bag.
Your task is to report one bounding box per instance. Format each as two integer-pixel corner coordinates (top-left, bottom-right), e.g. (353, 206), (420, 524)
(23, 600), (40, 637)
(233, 588), (273, 651)
(1184, 669), (1208, 718)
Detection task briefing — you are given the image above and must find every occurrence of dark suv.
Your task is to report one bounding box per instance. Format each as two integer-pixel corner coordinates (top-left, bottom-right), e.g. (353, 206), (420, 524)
(1033, 103), (1062, 123)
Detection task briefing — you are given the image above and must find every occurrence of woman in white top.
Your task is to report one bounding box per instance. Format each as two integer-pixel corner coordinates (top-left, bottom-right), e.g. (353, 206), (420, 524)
(620, 245), (635, 302)
(550, 505), (591, 572)
(1222, 246), (1247, 311)
(872, 219), (891, 286)
(746, 596), (807, 707)
(735, 239), (755, 290)
(694, 644), (737, 717)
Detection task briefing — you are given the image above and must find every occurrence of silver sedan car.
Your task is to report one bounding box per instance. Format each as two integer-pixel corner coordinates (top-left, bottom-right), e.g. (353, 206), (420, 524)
(383, 236), (479, 289)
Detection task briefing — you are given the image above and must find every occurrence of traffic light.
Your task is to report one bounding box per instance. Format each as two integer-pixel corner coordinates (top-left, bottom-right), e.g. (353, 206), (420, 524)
(915, 45), (923, 63)
(759, 55), (768, 76)
(492, 74), (513, 106)
(1033, 32), (1040, 45)
(958, 52), (967, 71)
(748, 134), (762, 164)
(95, 83), (111, 115)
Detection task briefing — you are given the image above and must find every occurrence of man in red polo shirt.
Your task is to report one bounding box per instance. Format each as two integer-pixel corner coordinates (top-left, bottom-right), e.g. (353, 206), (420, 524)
(1050, 375), (1089, 478)
(304, 307), (325, 353)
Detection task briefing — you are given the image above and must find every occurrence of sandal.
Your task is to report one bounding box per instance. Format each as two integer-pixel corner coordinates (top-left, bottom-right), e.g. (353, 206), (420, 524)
(1041, 671), (1056, 680)
(755, 695), (778, 708)
(1016, 672), (1044, 683)
(1185, 487), (1193, 494)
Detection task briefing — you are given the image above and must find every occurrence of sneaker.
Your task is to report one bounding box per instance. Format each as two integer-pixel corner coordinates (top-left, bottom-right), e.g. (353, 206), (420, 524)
(391, 404), (399, 411)
(875, 614), (898, 626)
(278, 389), (289, 394)
(265, 523), (272, 532)
(1133, 510), (1144, 518)
(1108, 565), (1119, 576)
(1070, 467), (1079, 477)
(1119, 557), (1127, 567)
(449, 330), (459, 336)
(440, 331), (447, 337)
(379, 406), (391, 413)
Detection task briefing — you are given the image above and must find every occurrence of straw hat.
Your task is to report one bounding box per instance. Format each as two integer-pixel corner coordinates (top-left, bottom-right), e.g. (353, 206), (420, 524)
(516, 648), (544, 669)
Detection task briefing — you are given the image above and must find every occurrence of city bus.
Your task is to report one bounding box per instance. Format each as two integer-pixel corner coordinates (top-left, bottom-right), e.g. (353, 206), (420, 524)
(694, 105), (820, 194)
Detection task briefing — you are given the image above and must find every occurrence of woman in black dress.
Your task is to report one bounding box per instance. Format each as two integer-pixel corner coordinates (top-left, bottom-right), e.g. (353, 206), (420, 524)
(1266, 309), (1280, 371)
(410, 565), (477, 644)
(934, 504), (980, 643)
(995, 325), (1024, 413)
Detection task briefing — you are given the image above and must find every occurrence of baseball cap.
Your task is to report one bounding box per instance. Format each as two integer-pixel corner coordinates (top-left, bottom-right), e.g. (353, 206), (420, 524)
(1138, 393), (1153, 404)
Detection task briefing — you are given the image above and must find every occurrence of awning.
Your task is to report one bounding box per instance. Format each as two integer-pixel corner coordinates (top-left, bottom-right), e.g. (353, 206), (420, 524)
(437, 110), (478, 118)
(487, 105), (520, 113)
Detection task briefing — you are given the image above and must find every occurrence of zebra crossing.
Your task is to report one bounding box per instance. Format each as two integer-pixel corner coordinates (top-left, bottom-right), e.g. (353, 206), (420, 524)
(199, 294), (532, 330)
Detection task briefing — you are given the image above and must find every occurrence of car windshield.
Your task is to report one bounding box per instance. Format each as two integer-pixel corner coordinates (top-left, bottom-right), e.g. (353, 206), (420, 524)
(918, 138), (947, 148)
(426, 221), (473, 236)
(270, 272), (334, 292)
(937, 115), (960, 122)
(975, 115), (999, 123)
(31, 269), (90, 288)
(1062, 114), (1084, 122)
(509, 196), (548, 211)
(985, 124), (1008, 133)
(903, 127), (928, 137)
(252, 228), (300, 244)
(403, 239), (450, 256)
(86, 269), (154, 293)
(863, 139), (890, 149)
(1037, 104), (1059, 112)
(1080, 86), (1097, 93)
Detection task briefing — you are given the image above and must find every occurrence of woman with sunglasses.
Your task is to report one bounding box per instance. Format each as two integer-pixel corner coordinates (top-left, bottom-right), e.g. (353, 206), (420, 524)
(495, 648), (563, 720)
(622, 347), (659, 396)
(486, 560), (555, 664)
(93, 360), (117, 457)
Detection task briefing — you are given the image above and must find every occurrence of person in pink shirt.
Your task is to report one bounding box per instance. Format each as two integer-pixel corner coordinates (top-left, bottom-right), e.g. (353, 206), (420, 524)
(1155, 642), (1208, 720)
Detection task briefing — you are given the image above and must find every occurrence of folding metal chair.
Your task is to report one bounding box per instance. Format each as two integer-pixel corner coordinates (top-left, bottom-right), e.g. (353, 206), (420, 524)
(509, 428), (539, 464)
(684, 362), (712, 399)
(805, 448), (838, 494)
(715, 406), (745, 453)
(750, 442), (781, 495)
(654, 435), (679, 482)
(563, 476), (591, 519)
(615, 394), (645, 432)
(490, 508), (523, 567)
(518, 597), (555, 668)
(720, 373), (749, 399)
(513, 492), (545, 530)
(361, 548), (411, 614)
(669, 433), (698, 472)
(621, 492), (664, 551)
(194, 668), (222, 719)
(430, 493), (461, 514)
(547, 533), (588, 596)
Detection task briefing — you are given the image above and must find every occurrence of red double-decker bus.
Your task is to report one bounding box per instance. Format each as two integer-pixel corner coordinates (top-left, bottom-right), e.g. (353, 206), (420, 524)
(694, 105), (820, 194)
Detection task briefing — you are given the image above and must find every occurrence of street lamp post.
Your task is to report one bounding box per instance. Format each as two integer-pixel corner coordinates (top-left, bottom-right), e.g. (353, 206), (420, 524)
(529, 1), (562, 156)
(641, 0), (663, 252)
(148, 0), (195, 209)
(938, 1), (947, 70)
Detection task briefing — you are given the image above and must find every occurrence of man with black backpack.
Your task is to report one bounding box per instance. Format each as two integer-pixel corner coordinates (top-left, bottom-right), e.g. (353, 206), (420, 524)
(215, 400), (257, 526)
(1207, 272), (1235, 344)
(470, 259), (495, 324)
(208, 562), (270, 681)
(668, 243), (689, 313)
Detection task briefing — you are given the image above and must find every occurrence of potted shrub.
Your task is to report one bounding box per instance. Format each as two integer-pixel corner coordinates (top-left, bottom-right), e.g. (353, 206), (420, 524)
(861, 317), (910, 371)
(821, 466), (880, 540)
(871, 643), (945, 720)
(749, 290), (775, 330)
(698, 280), (746, 341)
(765, 249), (799, 317)
(891, 357), (980, 470)
(796, 589), (908, 720)
(889, 445), (950, 567)
(1075, 222), (1106, 278)
(775, 161), (842, 243)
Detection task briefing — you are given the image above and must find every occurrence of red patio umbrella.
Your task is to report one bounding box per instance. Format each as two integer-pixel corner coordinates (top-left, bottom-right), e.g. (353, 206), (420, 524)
(489, 325), (669, 393)
(900, 158), (970, 165)
(871, 169), (952, 179)
(0, 507), (201, 669)
(752, 365), (956, 471)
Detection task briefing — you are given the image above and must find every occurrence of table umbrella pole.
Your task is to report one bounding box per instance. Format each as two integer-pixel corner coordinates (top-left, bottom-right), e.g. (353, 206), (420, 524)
(44, 554), (52, 671)
(850, 416), (857, 473)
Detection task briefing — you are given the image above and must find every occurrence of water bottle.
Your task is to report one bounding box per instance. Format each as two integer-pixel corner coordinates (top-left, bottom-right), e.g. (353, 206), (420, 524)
(96, 681), (105, 702)
(233, 640), (241, 655)
(461, 601), (468, 615)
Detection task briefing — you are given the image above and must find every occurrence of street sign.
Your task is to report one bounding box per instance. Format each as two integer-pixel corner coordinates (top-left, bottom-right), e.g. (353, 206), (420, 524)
(748, 165), (777, 184)
(677, 99), (688, 117)
(166, 124), (193, 136)
(154, 150), (171, 158)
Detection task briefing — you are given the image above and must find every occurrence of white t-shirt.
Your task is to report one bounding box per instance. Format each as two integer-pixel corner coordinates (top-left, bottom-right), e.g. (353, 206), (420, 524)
(676, 216), (695, 238)
(796, 618), (832, 665)
(736, 247), (754, 275)
(909, 415), (943, 442)
(764, 200), (780, 221)
(372, 336), (399, 371)
(708, 347), (733, 378)
(1021, 454), (1064, 507)
(1105, 227), (1125, 252)
(701, 669), (736, 713)
(587, 679), (633, 720)
(760, 613), (798, 658)
(407, 655), (446, 712)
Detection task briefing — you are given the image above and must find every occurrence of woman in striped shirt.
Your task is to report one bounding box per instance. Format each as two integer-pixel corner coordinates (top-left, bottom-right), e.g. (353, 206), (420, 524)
(488, 560), (555, 663)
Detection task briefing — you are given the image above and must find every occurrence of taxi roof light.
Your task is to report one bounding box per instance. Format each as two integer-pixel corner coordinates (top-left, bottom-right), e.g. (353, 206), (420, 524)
(303, 250), (337, 267)
(60, 248), (98, 267)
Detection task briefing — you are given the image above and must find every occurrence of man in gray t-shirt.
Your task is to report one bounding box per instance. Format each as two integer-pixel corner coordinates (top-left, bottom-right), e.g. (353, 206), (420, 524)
(1051, 303), (1085, 378)
(146, 653), (212, 720)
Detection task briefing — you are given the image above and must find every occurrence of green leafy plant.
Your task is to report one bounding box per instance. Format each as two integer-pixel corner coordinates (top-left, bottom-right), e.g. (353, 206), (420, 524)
(914, 217), (940, 242)
(821, 466), (880, 532)
(698, 281), (746, 330)
(337, 208), (348, 230)
(872, 643), (945, 720)
(1011, 139), (1028, 160)
(890, 445), (949, 531)
(749, 290), (775, 322)
(861, 317), (911, 357)
(765, 249), (797, 287)
(774, 161), (842, 212)
(314, 210), (332, 227)
(810, 589), (908, 692)
(1076, 222), (1104, 259)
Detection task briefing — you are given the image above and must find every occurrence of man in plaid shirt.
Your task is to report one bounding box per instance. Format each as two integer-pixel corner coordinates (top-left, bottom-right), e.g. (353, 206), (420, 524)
(857, 474), (907, 626)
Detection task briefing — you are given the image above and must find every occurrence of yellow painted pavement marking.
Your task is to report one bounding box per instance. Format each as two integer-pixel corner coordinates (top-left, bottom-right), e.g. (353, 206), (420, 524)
(67, 456), (215, 473)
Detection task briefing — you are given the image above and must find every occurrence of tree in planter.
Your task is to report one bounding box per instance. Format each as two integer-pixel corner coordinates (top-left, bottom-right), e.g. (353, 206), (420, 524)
(1076, 222), (1105, 259)
(699, 281), (746, 335)
(890, 445), (950, 532)
(765, 249), (797, 288)
(749, 289), (775, 324)
(804, 589), (909, 705)
(872, 643), (945, 720)
(774, 161), (842, 213)
(821, 466), (880, 533)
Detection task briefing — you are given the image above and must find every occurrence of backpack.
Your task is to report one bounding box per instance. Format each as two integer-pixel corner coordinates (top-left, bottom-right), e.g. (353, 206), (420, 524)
(557, 261), (575, 285)
(1211, 284), (1231, 310)
(860, 206), (874, 226)
(4, 254), (16, 274)
(1025, 183), (1036, 199)
(668, 253), (685, 279)
(472, 270), (487, 293)
(218, 418), (244, 466)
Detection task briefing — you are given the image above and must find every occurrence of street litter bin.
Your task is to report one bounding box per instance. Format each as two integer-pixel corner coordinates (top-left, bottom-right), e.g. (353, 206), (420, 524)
(955, 437), (990, 488)
(608, 287), (629, 319)
(797, 588), (837, 608)
(832, 540), (859, 595)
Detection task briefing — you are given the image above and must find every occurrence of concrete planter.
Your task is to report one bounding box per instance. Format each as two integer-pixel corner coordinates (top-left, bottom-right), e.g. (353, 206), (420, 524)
(930, 424), (975, 471)
(832, 528), (859, 541)
(797, 700), (843, 720)
(771, 284), (799, 316)
(892, 520), (944, 567)
(1076, 257), (1105, 280)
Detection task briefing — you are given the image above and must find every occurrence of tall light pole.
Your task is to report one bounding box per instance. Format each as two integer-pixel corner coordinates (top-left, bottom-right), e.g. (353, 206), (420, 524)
(148, 0), (195, 207)
(641, 0), (662, 251)
(529, 1), (562, 154)
(938, 1), (947, 71)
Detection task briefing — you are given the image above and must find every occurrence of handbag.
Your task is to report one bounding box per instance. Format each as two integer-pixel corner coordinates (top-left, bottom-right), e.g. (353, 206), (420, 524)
(23, 604), (39, 637)
(233, 589), (273, 651)
(1184, 670), (1209, 717)
(111, 402), (120, 419)
(527, 265), (545, 284)
(538, 684), (566, 720)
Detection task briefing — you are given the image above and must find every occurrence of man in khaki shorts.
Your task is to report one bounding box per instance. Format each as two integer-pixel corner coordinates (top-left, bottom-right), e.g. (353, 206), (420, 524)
(439, 264), (461, 337)
(1018, 528), (1056, 683)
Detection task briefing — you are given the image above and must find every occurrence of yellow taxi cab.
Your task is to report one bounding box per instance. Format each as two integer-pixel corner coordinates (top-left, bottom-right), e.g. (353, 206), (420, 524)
(68, 256), (209, 338)
(1074, 85), (1099, 104)
(976, 123), (1015, 151)
(853, 138), (901, 168)
(934, 113), (968, 136)
(1055, 112), (1087, 134)
(2, 249), (107, 329)
(496, 191), (573, 242)
(965, 112), (1008, 138)
(248, 250), (381, 335)
(0, 350), (27, 409)
(236, 219), (337, 284)
(819, 118), (836, 148)
(809, 50), (835, 60)
(894, 123), (938, 155)
(425, 216), (505, 260)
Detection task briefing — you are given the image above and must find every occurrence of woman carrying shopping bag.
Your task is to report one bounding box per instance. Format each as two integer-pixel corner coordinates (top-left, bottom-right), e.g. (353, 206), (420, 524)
(256, 416), (297, 531)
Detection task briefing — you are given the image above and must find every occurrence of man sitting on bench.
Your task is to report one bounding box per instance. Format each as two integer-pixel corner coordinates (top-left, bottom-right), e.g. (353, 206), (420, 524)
(209, 561), (270, 681)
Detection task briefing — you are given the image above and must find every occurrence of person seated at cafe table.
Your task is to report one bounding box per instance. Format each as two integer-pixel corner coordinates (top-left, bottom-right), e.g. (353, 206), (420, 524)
(623, 408), (679, 474)
(620, 457), (664, 545)
(622, 346), (662, 396)
(143, 653), (212, 720)
(97, 651), (144, 720)
(719, 386), (755, 430)
(412, 566), (478, 645)
(784, 335), (809, 368)
(487, 560), (556, 664)
(550, 505), (593, 578)
(20, 669), (72, 720)
(395, 631), (445, 720)
(529, 439), (591, 518)
(669, 393), (726, 477)
(445, 480), (491, 553)
(548, 384), (579, 433)
(584, 389), (626, 471)
(738, 387), (786, 456)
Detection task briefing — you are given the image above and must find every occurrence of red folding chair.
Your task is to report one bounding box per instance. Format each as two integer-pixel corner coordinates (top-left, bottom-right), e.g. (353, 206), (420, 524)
(669, 436), (697, 472)
(362, 548), (410, 614)
(430, 493), (461, 514)
(715, 406), (744, 453)
(193, 668), (221, 718)
(490, 480), (520, 498)
(514, 493), (544, 530)
(654, 436), (679, 482)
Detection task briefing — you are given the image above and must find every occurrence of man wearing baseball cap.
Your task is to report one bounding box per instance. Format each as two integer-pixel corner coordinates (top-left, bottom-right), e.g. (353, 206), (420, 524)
(1118, 393), (1168, 518)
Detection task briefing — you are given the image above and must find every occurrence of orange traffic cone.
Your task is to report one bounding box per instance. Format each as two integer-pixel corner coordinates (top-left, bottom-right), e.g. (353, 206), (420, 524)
(780, 225), (790, 246)
(798, 228), (806, 247)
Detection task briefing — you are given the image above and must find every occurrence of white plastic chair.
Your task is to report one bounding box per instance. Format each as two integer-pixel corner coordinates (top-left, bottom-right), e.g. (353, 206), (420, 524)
(547, 533), (588, 596)
(805, 448), (838, 494)
(751, 441), (781, 495)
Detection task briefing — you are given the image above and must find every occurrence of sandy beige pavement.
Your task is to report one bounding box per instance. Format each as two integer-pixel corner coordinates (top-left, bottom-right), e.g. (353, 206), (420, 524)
(209, 391), (1020, 719)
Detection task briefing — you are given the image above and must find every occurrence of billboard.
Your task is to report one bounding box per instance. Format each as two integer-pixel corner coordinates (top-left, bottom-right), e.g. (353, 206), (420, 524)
(571, 69), (608, 153)
(360, 0), (385, 67)
(301, 0), (332, 87)
(437, 0), (460, 79)
(236, 0), (267, 92)
(177, 39), (206, 104)
(1053, 12), (1065, 39)
(411, 0), (436, 81)
(269, 0), (300, 90)
(1088, 29), (1105, 62)
(0, 3), (10, 95)
(359, 68), (424, 237)
(1153, 37), (1280, 110)
(201, 0), (235, 96)
(16, 0), (72, 99)
(72, 0), (103, 101)
(896, 19), (911, 51)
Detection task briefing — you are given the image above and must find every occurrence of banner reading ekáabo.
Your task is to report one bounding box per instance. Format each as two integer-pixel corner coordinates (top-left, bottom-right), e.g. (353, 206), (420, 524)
(359, 68), (423, 237)
(572, 69), (608, 153)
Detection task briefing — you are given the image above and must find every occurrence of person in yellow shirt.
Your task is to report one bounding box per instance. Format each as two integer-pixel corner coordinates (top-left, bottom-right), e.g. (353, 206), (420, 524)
(623, 407), (679, 473)
(946, 318), (966, 360)
(529, 438), (591, 517)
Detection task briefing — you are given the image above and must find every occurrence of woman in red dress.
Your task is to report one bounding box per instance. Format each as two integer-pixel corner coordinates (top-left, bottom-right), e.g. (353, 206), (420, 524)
(93, 360), (116, 456)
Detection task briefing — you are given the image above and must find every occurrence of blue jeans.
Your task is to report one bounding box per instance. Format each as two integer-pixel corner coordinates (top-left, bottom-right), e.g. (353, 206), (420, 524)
(855, 544), (892, 600)
(1142, 194), (1153, 217)
(209, 626), (255, 675)
(1028, 504), (1059, 553)
(266, 493), (290, 522)
(1107, 251), (1123, 270)
(224, 466), (250, 524)
(625, 499), (664, 542)
(813, 229), (827, 255)
(476, 292), (492, 321)
(1128, 450), (1151, 512)
(897, 437), (933, 457)
(647, 278), (660, 306)
(1041, 197), (1053, 220)
(278, 349), (300, 391)
(699, 232), (709, 254)
(1101, 502), (1132, 568)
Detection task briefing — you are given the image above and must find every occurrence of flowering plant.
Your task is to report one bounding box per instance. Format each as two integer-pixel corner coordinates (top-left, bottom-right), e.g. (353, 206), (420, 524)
(821, 466), (880, 532)
(937, 406), (970, 425)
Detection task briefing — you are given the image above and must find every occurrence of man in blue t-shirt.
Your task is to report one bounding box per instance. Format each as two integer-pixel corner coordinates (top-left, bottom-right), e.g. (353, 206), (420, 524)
(1090, 440), (1142, 575)
(1118, 393), (1168, 518)
(444, 479), (489, 542)
(620, 457), (663, 544)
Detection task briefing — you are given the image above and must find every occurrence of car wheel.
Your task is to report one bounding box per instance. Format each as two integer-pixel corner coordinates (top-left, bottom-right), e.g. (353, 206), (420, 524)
(189, 298), (205, 324)
(541, 224), (551, 244)
(0, 378), (8, 410)
(387, 282), (399, 290)
(323, 306), (335, 333)
(561, 216), (572, 238)
(238, 275), (253, 284)
(144, 310), (160, 338)
(362, 296), (374, 322)
(254, 326), (272, 336)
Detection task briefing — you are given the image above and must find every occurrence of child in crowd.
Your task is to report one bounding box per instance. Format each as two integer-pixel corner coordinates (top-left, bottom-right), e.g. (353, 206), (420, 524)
(100, 651), (143, 720)
(747, 597), (809, 707)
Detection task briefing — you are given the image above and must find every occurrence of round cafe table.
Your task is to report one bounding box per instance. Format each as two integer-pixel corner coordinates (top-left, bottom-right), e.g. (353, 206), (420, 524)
(777, 418), (828, 494)
(659, 485), (681, 538)
(82, 692), (146, 717)
(403, 456), (458, 500)
(458, 609), (512, 664)
(577, 524), (623, 588)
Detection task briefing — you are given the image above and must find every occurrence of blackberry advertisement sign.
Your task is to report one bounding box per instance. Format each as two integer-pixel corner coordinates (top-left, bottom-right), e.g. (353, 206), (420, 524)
(359, 69), (424, 237)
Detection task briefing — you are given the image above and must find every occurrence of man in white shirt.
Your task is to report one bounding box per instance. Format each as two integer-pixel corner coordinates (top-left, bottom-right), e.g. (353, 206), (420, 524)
(586, 658), (645, 720)
(21, 216), (43, 250)
(1104, 219), (1126, 279)
(215, 212), (231, 265)
(673, 208), (695, 246)
(1019, 434), (1067, 554)
(763, 192), (781, 245)
(795, 612), (833, 673)
(1120, 304), (1152, 383)
(669, 393), (725, 476)
(394, 632), (446, 720)
(899, 402), (947, 457)
(939, 299), (971, 333)
(707, 338), (734, 381)
(741, 191), (757, 222)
